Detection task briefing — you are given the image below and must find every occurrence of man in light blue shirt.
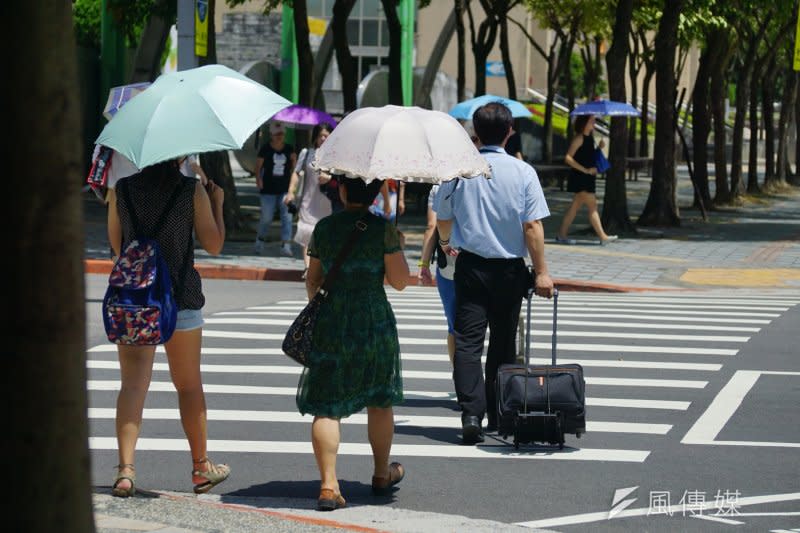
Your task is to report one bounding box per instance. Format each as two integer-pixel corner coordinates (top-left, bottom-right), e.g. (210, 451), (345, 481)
(434, 102), (554, 444)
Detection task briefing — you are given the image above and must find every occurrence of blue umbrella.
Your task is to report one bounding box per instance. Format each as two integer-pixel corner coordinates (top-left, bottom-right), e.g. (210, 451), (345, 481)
(449, 94), (533, 120)
(570, 99), (640, 117)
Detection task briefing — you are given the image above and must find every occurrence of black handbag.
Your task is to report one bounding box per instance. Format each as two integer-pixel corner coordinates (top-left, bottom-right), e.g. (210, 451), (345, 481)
(282, 215), (369, 366)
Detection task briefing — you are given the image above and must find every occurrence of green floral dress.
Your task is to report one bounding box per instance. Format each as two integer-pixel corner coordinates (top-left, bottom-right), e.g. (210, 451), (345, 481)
(296, 209), (404, 418)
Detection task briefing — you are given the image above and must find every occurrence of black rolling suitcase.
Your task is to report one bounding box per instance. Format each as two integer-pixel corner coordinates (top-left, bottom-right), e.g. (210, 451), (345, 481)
(496, 288), (586, 449)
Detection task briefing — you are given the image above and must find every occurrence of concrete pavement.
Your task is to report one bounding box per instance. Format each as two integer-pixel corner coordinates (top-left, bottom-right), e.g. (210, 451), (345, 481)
(84, 160), (800, 292)
(85, 158), (800, 532)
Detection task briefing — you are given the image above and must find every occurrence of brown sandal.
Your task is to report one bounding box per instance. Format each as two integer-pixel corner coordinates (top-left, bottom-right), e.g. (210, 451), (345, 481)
(371, 462), (405, 495)
(192, 457), (231, 494)
(112, 464), (136, 498)
(318, 488), (346, 511)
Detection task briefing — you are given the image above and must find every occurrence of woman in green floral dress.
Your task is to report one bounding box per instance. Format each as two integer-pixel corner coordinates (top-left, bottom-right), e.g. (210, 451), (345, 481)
(298, 177), (410, 511)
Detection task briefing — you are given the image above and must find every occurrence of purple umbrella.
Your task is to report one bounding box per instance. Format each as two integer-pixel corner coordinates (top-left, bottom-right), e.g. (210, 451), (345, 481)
(271, 104), (338, 129)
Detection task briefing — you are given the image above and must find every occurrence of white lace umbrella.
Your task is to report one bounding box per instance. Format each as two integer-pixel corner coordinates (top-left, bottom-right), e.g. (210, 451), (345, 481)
(312, 105), (490, 184)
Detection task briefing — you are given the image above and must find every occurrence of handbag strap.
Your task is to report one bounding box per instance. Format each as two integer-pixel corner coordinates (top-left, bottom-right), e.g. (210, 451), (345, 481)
(319, 213), (369, 294)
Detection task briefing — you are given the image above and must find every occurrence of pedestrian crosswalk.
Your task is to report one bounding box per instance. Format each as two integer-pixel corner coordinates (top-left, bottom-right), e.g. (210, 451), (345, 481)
(86, 288), (799, 465)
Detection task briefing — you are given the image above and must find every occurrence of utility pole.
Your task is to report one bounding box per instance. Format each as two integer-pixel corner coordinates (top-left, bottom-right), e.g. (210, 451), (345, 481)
(177, 0), (201, 70)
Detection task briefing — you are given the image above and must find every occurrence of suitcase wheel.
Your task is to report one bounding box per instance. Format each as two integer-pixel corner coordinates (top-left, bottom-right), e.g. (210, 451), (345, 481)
(576, 431), (583, 438)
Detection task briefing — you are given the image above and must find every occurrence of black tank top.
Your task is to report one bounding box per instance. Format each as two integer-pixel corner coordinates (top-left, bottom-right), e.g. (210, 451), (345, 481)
(116, 171), (204, 310)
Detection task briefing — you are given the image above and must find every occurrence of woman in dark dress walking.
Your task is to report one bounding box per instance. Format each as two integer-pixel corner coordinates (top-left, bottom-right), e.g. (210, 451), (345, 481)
(556, 114), (617, 244)
(298, 178), (410, 511)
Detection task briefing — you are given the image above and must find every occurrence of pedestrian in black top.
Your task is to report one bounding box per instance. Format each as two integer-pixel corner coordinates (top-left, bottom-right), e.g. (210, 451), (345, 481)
(254, 121), (297, 256)
(557, 115), (617, 245)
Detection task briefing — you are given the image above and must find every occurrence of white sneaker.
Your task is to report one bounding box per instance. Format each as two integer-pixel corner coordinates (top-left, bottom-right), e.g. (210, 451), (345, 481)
(280, 243), (293, 257)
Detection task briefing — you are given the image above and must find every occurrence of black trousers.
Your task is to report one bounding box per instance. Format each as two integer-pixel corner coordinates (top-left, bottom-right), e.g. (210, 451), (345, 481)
(452, 251), (530, 421)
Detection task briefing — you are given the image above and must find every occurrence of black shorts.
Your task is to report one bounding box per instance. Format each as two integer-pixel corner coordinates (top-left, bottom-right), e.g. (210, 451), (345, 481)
(567, 173), (596, 194)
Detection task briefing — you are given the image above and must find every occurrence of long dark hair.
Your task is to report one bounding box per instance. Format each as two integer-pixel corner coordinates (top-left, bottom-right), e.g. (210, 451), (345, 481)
(573, 115), (592, 136)
(312, 122), (334, 148)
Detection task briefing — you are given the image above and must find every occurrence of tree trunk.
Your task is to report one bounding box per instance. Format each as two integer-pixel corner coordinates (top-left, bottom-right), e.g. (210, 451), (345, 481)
(467, 1), (497, 97)
(8, 3), (94, 532)
(198, 1), (244, 232)
(709, 28), (732, 204)
(129, 0), (171, 83)
(627, 38), (641, 157)
(332, 0), (358, 112)
(639, 66), (654, 157)
(731, 38), (759, 198)
(691, 40), (715, 210)
(498, 12), (517, 100)
(293, 0), (314, 107)
(638, 0), (683, 227)
(746, 58), (763, 194)
(761, 57), (778, 186)
(602, 0), (636, 235)
(455, 0), (467, 101)
(381, 0), (403, 105)
(776, 71), (798, 184)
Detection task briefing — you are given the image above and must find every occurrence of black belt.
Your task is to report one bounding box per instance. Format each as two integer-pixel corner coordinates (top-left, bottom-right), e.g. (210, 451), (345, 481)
(458, 249), (524, 264)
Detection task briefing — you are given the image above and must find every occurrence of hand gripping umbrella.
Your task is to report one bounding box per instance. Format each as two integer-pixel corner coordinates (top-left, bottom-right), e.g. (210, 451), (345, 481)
(95, 64), (293, 168)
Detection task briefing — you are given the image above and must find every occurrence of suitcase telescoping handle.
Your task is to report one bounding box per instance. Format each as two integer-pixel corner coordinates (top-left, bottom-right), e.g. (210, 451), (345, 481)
(522, 283), (559, 414)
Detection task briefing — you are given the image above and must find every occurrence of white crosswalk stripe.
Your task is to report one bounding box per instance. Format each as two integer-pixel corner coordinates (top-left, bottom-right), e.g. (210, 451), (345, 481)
(86, 290), (798, 464)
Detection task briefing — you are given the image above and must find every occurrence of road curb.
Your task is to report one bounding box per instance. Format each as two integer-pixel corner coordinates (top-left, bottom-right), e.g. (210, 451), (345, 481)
(85, 259), (680, 293)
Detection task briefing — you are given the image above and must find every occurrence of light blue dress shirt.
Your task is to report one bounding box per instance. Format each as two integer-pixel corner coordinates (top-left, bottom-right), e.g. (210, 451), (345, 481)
(433, 145), (550, 259)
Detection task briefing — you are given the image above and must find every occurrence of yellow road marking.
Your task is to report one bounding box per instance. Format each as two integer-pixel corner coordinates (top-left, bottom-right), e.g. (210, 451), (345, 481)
(550, 247), (688, 263)
(681, 268), (800, 287)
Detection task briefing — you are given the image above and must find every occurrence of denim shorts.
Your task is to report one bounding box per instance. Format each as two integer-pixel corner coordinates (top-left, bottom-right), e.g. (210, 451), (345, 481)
(436, 270), (456, 334)
(175, 309), (204, 331)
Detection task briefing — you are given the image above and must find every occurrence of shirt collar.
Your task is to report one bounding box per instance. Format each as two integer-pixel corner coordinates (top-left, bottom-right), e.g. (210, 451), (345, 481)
(479, 145), (505, 153)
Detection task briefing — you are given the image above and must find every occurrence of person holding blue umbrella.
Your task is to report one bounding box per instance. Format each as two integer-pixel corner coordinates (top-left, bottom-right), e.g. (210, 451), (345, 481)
(556, 114), (617, 245)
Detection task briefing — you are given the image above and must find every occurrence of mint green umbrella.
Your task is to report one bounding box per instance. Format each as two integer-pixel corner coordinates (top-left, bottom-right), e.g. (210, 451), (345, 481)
(95, 64), (292, 168)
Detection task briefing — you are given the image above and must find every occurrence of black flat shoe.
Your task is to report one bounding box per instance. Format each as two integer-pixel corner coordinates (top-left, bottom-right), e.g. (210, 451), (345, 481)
(461, 415), (484, 444)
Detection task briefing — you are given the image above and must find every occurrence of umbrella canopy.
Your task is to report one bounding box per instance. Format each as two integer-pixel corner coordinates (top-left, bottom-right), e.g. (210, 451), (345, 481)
(271, 104), (338, 129)
(570, 99), (640, 117)
(103, 82), (151, 121)
(95, 64), (292, 168)
(313, 105), (490, 184)
(449, 94), (533, 120)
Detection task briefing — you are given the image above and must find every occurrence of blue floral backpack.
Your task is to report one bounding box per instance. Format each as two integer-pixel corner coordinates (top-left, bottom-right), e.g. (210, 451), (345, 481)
(102, 179), (190, 345)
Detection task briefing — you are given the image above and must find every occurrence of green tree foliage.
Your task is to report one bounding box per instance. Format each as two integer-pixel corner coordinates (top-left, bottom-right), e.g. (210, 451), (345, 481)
(72, 0), (175, 48)
(73, 0), (101, 48)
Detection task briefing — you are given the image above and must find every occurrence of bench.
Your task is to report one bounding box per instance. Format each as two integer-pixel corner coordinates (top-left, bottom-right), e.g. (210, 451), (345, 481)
(626, 157), (652, 181)
(532, 163), (571, 191)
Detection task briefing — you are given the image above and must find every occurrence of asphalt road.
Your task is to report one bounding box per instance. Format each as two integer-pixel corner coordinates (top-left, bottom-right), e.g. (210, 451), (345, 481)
(85, 275), (800, 532)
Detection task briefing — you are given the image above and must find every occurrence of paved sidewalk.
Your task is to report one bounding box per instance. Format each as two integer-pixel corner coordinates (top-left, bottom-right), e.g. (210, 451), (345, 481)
(84, 160), (800, 292)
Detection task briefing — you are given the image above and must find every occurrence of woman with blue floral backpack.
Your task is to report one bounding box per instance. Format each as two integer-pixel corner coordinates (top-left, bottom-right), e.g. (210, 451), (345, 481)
(106, 156), (229, 497)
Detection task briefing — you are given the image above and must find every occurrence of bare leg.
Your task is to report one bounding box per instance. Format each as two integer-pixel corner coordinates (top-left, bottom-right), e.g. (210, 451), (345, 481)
(585, 193), (610, 240)
(312, 417), (341, 492)
(558, 194), (584, 239)
(367, 407), (394, 479)
(164, 328), (208, 465)
(115, 345), (156, 491)
(446, 333), (455, 366)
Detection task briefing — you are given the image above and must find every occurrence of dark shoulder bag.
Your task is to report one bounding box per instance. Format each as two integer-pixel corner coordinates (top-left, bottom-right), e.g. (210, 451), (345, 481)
(282, 215), (369, 366)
